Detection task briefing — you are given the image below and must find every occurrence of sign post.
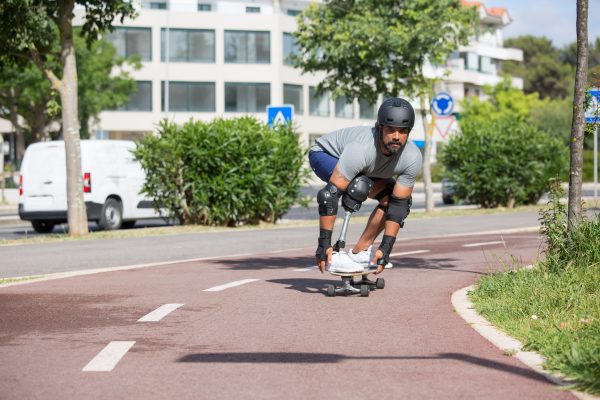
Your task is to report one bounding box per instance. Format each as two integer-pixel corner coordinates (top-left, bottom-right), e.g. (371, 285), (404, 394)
(267, 105), (294, 127)
(585, 89), (600, 199)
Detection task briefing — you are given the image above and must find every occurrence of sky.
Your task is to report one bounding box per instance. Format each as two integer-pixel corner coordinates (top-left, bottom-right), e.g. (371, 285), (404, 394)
(491, 0), (599, 48)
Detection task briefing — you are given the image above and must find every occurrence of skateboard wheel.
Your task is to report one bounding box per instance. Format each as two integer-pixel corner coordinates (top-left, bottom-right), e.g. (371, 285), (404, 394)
(360, 285), (369, 297)
(326, 284), (336, 297)
(376, 278), (385, 290)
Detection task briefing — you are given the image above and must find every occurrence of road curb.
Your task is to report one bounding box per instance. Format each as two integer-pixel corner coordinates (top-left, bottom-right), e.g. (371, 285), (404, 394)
(452, 284), (599, 400)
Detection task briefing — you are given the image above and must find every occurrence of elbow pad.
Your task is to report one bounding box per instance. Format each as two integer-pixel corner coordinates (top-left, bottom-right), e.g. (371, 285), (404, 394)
(386, 195), (412, 227)
(317, 183), (343, 216)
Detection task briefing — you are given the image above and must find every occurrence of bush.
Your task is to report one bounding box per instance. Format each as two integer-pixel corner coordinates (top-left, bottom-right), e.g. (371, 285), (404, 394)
(134, 117), (308, 226)
(440, 115), (567, 208)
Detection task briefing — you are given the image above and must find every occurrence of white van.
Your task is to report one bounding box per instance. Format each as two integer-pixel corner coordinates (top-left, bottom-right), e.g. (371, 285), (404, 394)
(19, 140), (161, 233)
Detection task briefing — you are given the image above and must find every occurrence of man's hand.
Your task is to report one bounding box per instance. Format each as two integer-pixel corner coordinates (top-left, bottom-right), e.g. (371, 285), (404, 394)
(370, 249), (385, 274)
(316, 246), (333, 273)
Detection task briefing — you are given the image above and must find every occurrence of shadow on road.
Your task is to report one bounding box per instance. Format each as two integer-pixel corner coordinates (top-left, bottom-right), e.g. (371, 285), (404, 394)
(177, 351), (549, 384)
(212, 256), (313, 270)
(266, 278), (331, 295)
(393, 257), (486, 275)
(211, 255), (482, 275)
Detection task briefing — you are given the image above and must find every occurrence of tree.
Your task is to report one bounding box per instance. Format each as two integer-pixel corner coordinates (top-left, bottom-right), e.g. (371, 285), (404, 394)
(503, 35), (573, 99)
(0, 0), (136, 236)
(0, 60), (56, 163)
(561, 37), (600, 85)
(441, 81), (568, 208)
(292, 0), (477, 212)
(0, 35), (138, 162)
(568, 0), (589, 230)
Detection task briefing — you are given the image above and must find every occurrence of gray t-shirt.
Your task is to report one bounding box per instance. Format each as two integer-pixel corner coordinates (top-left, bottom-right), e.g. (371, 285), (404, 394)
(311, 126), (423, 187)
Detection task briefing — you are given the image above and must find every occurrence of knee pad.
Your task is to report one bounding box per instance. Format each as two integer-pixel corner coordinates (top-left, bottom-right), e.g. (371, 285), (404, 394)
(386, 195), (412, 227)
(317, 183), (343, 216)
(342, 176), (374, 212)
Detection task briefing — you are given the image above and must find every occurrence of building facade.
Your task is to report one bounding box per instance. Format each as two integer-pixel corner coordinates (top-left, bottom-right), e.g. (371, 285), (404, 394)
(1, 0), (523, 163)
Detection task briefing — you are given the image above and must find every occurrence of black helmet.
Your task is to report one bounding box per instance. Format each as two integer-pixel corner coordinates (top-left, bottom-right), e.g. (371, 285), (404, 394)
(377, 97), (415, 129)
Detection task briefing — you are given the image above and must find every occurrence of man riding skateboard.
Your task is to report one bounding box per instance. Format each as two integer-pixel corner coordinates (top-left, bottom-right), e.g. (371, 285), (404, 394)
(309, 97), (423, 274)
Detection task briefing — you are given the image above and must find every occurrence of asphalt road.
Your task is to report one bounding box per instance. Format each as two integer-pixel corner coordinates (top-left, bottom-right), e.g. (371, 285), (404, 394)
(0, 229), (575, 399)
(0, 211), (541, 278)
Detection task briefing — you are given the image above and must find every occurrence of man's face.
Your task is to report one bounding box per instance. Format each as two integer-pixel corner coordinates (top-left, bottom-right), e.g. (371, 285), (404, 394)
(380, 125), (410, 155)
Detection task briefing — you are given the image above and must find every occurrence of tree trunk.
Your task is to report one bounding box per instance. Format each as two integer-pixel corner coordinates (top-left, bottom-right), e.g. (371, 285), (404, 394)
(420, 95), (434, 213)
(7, 88), (26, 165)
(0, 133), (5, 204)
(58, 0), (88, 236)
(567, 0), (589, 231)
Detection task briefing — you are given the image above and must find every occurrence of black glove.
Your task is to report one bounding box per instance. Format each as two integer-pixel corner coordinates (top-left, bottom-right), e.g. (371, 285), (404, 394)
(315, 229), (333, 261)
(377, 235), (396, 265)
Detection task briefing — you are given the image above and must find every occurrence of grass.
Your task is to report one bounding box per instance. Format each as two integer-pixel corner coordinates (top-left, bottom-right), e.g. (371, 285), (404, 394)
(470, 188), (600, 395)
(0, 204), (541, 246)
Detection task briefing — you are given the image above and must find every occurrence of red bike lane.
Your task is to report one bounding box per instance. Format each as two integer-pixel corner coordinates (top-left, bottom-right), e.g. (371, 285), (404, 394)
(0, 231), (575, 399)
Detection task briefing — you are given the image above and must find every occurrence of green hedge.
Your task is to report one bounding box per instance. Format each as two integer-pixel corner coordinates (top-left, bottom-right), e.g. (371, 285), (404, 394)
(440, 115), (568, 208)
(134, 117), (308, 226)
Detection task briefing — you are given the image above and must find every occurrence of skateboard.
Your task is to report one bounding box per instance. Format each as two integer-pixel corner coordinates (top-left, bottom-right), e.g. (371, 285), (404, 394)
(326, 265), (385, 297)
(322, 208), (386, 297)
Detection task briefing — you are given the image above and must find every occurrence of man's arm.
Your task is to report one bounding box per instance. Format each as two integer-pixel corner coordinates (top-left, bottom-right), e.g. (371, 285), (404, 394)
(315, 164), (351, 272)
(371, 184), (414, 273)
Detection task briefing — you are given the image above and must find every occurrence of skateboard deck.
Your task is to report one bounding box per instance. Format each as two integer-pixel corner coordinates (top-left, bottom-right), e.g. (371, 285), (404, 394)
(327, 267), (378, 277)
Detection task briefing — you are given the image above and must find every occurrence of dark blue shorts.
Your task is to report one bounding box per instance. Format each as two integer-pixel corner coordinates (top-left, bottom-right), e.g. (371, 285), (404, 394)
(308, 150), (339, 182)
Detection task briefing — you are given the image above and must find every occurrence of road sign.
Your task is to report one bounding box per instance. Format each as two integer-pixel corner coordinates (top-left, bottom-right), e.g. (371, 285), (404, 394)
(433, 116), (456, 139)
(586, 88), (600, 124)
(267, 105), (294, 127)
(431, 92), (454, 116)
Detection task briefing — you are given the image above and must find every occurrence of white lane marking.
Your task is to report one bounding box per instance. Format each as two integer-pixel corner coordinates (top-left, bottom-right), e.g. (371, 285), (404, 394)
(138, 303), (184, 322)
(462, 241), (504, 248)
(390, 250), (430, 257)
(204, 279), (260, 292)
(82, 341), (135, 372)
(293, 267), (315, 272)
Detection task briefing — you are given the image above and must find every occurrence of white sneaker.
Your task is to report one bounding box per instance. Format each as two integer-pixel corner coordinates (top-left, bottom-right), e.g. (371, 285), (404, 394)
(348, 246), (393, 269)
(329, 251), (365, 273)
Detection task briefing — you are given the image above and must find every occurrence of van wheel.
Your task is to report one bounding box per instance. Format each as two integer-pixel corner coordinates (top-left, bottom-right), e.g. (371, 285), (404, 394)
(31, 220), (55, 233)
(99, 198), (123, 230)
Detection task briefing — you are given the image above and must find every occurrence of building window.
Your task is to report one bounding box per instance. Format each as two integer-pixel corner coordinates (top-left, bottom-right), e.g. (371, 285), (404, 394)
(246, 6), (260, 13)
(335, 96), (354, 118)
(359, 99), (376, 119)
(161, 82), (215, 112)
(225, 83), (270, 112)
(479, 56), (492, 74)
(198, 3), (211, 11)
(150, 2), (167, 9)
(287, 9), (301, 16)
(283, 32), (300, 66)
(283, 84), (303, 115)
(224, 31), (270, 64)
(463, 52), (479, 71)
(161, 29), (215, 62)
(107, 27), (152, 61)
(118, 81), (152, 111)
(309, 87), (329, 117)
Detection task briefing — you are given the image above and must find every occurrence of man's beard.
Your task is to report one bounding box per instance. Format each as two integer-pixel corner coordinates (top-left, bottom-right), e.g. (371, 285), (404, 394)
(384, 141), (404, 154)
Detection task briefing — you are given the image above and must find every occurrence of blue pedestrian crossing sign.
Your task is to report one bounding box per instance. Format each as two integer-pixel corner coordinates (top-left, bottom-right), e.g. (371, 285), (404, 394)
(267, 105), (294, 127)
(431, 92), (454, 116)
(586, 89), (600, 124)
